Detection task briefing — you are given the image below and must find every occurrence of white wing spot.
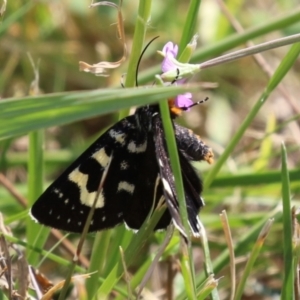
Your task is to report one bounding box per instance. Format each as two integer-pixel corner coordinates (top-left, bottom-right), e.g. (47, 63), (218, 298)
(172, 219), (188, 239)
(158, 158), (163, 167)
(78, 222), (82, 226)
(57, 215), (60, 219)
(92, 148), (110, 168)
(188, 220), (201, 237)
(72, 206), (75, 210)
(67, 219), (71, 223)
(91, 219), (94, 225)
(117, 181), (135, 194)
(162, 178), (173, 196)
(127, 140), (147, 153)
(80, 210), (84, 214)
(49, 210), (52, 215)
(59, 193), (63, 198)
(69, 168), (105, 208)
(102, 216), (106, 222)
(120, 160), (129, 170)
(118, 213), (123, 218)
(124, 222), (138, 233)
(64, 199), (69, 204)
(109, 129), (126, 145)
(53, 189), (60, 194)
(200, 196), (205, 206)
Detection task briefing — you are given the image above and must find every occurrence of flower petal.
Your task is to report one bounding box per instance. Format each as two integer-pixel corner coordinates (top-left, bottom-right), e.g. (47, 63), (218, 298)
(162, 42), (178, 58)
(175, 92), (193, 110)
(161, 42), (179, 72)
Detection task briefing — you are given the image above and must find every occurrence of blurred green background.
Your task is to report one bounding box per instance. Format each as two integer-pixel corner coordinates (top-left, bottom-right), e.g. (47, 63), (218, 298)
(1, 0), (300, 153)
(1, 0), (300, 299)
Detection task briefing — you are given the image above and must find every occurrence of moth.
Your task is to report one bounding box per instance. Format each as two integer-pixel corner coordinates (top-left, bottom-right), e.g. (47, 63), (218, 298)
(30, 101), (213, 238)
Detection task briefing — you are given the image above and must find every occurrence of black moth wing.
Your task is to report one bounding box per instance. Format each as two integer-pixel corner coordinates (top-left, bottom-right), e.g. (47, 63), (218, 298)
(122, 125), (172, 231)
(31, 115), (136, 232)
(153, 114), (205, 237)
(31, 104), (211, 236)
(30, 114), (165, 232)
(177, 151), (203, 236)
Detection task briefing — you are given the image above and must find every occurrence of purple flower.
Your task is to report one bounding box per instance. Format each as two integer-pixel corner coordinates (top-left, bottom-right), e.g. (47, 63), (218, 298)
(175, 92), (193, 110)
(161, 42), (178, 72)
(161, 42), (193, 111)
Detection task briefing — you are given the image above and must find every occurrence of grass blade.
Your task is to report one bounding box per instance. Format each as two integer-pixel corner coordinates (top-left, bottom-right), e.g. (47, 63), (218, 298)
(204, 42), (300, 188)
(280, 142), (294, 299)
(234, 219), (274, 300)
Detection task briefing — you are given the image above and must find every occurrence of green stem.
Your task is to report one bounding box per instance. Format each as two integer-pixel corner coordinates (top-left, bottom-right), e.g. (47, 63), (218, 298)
(27, 130), (50, 265)
(119, 0), (153, 119)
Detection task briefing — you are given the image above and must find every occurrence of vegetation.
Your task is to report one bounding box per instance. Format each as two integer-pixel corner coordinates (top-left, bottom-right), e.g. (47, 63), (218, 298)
(0, 0), (300, 299)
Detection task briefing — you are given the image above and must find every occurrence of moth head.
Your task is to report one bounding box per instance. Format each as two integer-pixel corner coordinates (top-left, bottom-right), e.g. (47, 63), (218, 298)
(168, 97), (209, 118)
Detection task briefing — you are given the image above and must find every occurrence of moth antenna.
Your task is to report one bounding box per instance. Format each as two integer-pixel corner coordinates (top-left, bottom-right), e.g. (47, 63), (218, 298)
(135, 36), (160, 87)
(182, 97), (209, 110)
(190, 97), (209, 107)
